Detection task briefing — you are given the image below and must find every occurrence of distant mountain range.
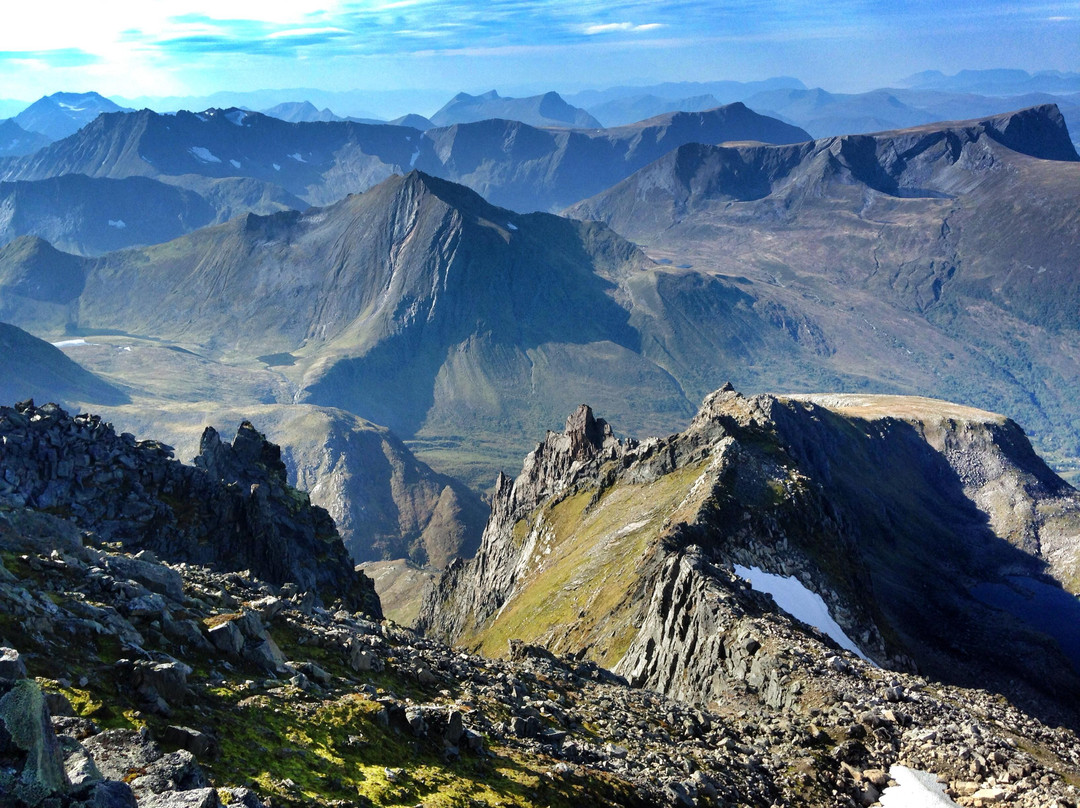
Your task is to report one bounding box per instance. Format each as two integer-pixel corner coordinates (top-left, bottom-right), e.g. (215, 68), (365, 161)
(0, 174), (224, 255)
(0, 119), (51, 158)
(429, 90), (601, 129)
(585, 93), (722, 127)
(739, 86), (1080, 144)
(0, 171), (690, 483)
(568, 104), (1080, 474)
(13, 91), (129, 141)
(4, 106), (1079, 489)
(570, 77), (1080, 146)
(0, 103), (811, 220)
(565, 77), (807, 110)
(261, 100), (342, 123)
(899, 68), (1080, 95)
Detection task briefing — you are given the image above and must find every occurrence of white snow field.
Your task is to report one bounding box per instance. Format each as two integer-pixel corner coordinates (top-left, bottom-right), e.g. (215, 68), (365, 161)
(878, 766), (961, 807)
(734, 564), (869, 661)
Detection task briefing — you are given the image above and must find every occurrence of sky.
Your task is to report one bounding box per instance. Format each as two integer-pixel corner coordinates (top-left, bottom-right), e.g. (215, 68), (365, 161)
(1, 0), (1078, 112)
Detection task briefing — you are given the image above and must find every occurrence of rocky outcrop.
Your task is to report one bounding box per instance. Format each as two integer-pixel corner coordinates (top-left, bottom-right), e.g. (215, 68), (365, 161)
(0, 400), (380, 615)
(90, 403), (488, 571)
(417, 404), (625, 640)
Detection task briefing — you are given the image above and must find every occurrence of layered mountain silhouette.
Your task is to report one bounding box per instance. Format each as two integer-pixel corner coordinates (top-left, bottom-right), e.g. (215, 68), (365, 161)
(740, 86), (1080, 145)
(5, 106), (1080, 487)
(13, 90), (129, 141)
(586, 93), (721, 127)
(0, 322), (128, 407)
(0, 172), (698, 483)
(0, 175), (223, 255)
(429, 90), (602, 129)
(261, 100), (342, 123)
(900, 68), (1080, 95)
(0, 119), (51, 157)
(0, 103), (810, 213)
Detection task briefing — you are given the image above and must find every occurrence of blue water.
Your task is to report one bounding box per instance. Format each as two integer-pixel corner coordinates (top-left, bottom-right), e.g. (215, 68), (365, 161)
(971, 576), (1080, 672)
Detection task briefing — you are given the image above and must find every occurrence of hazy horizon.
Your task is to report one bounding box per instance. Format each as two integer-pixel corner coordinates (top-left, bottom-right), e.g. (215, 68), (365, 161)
(3, 1), (1077, 107)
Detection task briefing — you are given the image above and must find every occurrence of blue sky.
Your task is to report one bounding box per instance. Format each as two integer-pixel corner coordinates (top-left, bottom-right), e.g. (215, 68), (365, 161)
(1, 1), (1077, 107)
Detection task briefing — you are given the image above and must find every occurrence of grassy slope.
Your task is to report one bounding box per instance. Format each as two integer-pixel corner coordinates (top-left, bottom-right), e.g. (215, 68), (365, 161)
(461, 460), (710, 668)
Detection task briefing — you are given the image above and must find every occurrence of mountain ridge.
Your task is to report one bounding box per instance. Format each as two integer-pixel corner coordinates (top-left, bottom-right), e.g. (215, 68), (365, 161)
(0, 170), (695, 487)
(430, 89), (602, 129)
(420, 386), (1080, 730)
(4, 421), (1079, 807)
(0, 103), (811, 214)
(13, 91), (129, 141)
(565, 104), (1080, 476)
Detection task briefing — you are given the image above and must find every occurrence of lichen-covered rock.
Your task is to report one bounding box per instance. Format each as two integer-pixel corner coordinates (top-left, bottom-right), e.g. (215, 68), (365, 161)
(70, 779), (138, 808)
(0, 678), (68, 804)
(138, 787), (219, 808)
(81, 728), (162, 782)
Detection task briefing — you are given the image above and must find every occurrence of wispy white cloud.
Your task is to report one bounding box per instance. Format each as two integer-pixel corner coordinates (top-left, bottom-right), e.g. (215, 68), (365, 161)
(582, 22), (665, 35)
(1, 1), (1078, 102)
(267, 27), (352, 40)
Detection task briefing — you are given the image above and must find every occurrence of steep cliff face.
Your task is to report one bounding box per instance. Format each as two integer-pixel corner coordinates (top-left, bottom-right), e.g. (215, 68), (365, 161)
(420, 404), (627, 644)
(0, 400), (380, 615)
(420, 386), (1080, 726)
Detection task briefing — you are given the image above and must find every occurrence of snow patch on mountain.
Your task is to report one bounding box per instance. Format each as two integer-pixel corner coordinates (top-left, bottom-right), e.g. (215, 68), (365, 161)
(230, 159), (241, 168)
(189, 146), (221, 163)
(734, 564), (869, 661)
(879, 766), (961, 807)
(226, 110), (249, 126)
(108, 220), (126, 229)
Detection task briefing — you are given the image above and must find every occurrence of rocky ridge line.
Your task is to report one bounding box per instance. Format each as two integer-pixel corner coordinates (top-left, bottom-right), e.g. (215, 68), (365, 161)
(0, 400), (380, 615)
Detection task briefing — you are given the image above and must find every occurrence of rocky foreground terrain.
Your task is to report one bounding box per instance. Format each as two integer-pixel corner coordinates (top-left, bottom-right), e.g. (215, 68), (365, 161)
(1, 399), (1080, 807)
